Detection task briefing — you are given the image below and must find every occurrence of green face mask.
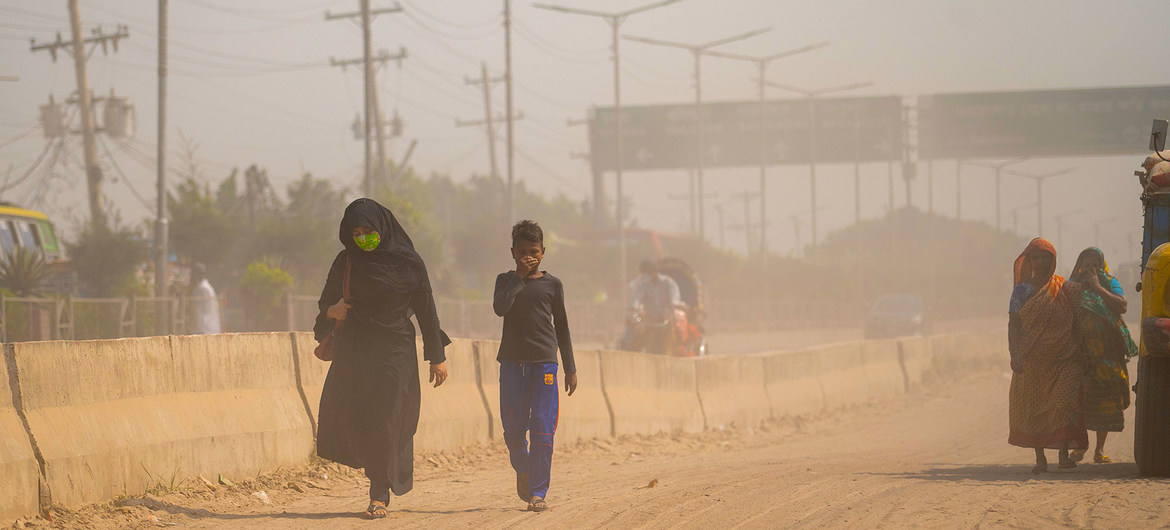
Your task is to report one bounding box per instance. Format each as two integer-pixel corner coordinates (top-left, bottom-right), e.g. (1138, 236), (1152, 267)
(354, 232), (380, 252)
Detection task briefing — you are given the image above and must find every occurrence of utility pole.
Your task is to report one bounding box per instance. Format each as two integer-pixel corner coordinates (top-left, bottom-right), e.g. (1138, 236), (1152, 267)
(730, 191), (761, 254)
(461, 63), (506, 182)
(955, 159), (962, 220)
(534, 0), (683, 306)
(326, 2), (405, 196)
(759, 79), (872, 245)
(156, 0), (168, 299)
(715, 204), (725, 249)
(667, 190), (716, 235)
(703, 40), (829, 256)
(1093, 216), (1124, 246)
(504, 0), (516, 221)
(30, 11), (128, 229)
(624, 27), (771, 241)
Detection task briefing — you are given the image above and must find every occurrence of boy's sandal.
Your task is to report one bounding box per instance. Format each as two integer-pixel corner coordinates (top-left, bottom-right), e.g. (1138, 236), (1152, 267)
(1094, 454), (1112, 464)
(1069, 449), (1086, 463)
(527, 496), (548, 512)
(365, 500), (388, 519)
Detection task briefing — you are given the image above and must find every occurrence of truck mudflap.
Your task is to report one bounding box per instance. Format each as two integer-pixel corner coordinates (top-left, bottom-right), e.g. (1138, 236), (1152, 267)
(1143, 317), (1170, 357)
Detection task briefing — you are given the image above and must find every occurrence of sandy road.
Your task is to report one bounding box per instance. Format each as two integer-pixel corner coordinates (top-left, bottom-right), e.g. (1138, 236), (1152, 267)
(62, 359), (1170, 530)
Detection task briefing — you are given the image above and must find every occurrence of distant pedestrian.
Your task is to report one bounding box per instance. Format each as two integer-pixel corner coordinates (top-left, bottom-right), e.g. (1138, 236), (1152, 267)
(493, 219), (577, 512)
(1008, 238), (1088, 473)
(1068, 247), (1137, 464)
(189, 263), (221, 334)
(313, 198), (450, 519)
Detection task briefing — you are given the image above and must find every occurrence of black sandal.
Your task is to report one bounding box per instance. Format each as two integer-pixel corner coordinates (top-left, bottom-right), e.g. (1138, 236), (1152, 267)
(365, 500), (388, 519)
(527, 496), (548, 512)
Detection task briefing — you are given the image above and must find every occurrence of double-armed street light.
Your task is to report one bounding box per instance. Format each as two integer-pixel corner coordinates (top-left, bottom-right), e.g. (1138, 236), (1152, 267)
(701, 41), (830, 256)
(755, 80), (874, 246)
(533, 0), (684, 303)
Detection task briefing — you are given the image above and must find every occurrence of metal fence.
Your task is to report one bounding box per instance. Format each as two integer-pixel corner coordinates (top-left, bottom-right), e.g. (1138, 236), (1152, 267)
(0, 291), (1006, 344)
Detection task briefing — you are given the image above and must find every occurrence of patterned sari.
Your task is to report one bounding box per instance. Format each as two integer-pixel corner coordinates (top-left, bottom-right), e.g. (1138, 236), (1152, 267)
(1008, 238), (1089, 450)
(1070, 248), (1137, 432)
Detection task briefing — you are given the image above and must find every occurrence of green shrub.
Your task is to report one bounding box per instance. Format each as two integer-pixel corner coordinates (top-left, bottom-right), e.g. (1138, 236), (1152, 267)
(239, 261), (292, 331)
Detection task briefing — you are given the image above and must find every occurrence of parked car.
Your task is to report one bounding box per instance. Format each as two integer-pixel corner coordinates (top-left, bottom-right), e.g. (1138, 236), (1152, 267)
(864, 294), (931, 339)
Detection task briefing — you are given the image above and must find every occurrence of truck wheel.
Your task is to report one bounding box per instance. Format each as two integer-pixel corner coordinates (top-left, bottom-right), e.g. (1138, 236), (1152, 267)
(1135, 356), (1170, 476)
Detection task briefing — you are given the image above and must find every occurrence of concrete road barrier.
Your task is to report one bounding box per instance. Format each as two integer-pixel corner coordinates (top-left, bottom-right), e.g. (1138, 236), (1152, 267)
(291, 332), (329, 434)
(599, 350), (704, 435)
(414, 338), (491, 451)
(0, 349), (39, 523)
(474, 340), (503, 440)
(696, 355), (770, 430)
(554, 350), (613, 441)
(897, 336), (935, 390)
(762, 350), (825, 418)
(11, 334), (313, 509)
(813, 343), (869, 410)
(474, 342), (611, 442)
(861, 340), (906, 399)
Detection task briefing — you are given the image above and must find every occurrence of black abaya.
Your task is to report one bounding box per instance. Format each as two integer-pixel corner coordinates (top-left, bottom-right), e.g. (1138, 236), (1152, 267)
(313, 198), (447, 497)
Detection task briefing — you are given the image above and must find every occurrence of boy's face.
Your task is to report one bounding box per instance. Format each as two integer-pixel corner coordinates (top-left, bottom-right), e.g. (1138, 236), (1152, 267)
(511, 239), (545, 271)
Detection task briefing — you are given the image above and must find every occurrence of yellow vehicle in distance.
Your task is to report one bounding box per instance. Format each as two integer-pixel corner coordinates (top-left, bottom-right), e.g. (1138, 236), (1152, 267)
(0, 203), (71, 293)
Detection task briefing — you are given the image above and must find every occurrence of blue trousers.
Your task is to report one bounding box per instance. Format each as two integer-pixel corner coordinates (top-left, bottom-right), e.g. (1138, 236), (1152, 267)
(500, 361), (559, 499)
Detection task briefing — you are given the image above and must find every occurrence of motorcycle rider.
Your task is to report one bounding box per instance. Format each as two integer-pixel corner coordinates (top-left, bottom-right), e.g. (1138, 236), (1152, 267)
(629, 260), (682, 322)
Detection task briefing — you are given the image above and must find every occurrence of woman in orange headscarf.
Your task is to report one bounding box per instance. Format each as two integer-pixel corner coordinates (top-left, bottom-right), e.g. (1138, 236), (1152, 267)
(1008, 238), (1088, 473)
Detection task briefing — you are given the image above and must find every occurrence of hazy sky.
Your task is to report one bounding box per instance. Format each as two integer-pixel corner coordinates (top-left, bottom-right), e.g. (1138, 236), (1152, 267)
(0, 0), (1165, 266)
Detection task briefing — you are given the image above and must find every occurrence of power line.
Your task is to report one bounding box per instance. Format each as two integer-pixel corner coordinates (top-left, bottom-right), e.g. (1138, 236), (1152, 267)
(399, 0), (498, 30)
(399, 8), (500, 41)
(515, 148), (586, 194)
(97, 134), (156, 213)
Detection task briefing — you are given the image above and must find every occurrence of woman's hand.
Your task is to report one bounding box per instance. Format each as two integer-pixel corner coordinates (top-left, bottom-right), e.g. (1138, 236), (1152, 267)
(326, 299), (351, 321)
(429, 362), (448, 388)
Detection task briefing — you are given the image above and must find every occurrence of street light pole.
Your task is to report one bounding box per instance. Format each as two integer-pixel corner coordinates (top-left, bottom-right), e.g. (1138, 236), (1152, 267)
(534, 0), (683, 306)
(702, 41), (828, 256)
(623, 27), (772, 242)
(1005, 168), (1074, 238)
(962, 157), (1027, 231)
(757, 79), (873, 246)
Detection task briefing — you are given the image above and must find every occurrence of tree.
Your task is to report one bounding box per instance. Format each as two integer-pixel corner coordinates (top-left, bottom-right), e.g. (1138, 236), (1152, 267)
(65, 219), (148, 297)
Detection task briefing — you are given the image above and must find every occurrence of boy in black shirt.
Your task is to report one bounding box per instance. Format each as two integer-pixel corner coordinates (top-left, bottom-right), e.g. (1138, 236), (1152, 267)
(493, 220), (577, 512)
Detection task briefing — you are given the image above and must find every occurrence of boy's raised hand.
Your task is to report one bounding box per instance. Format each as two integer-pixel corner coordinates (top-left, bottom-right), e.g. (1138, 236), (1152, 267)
(565, 372), (578, 396)
(516, 256), (538, 277)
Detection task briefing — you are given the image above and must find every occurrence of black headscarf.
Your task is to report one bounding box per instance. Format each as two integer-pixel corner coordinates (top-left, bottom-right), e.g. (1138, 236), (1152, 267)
(338, 198), (431, 294)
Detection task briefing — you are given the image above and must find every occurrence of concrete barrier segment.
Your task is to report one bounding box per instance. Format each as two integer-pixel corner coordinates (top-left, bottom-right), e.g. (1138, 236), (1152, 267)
(0, 344), (41, 524)
(861, 340), (905, 400)
(12, 334), (313, 508)
(474, 340), (502, 441)
(896, 336), (935, 390)
(696, 355), (770, 430)
(812, 343), (869, 411)
(554, 350), (613, 442)
(599, 350), (704, 436)
(414, 338), (491, 452)
(291, 332), (329, 433)
(761, 349), (825, 419)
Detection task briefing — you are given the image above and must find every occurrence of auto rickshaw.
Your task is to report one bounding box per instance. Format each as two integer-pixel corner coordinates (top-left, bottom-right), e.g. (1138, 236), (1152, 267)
(620, 257), (707, 357)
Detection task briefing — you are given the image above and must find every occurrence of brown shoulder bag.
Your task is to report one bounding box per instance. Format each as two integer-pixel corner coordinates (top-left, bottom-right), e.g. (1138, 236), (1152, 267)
(314, 255), (351, 361)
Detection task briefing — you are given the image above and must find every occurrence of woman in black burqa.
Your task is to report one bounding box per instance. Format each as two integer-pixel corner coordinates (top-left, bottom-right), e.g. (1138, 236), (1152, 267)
(313, 198), (450, 518)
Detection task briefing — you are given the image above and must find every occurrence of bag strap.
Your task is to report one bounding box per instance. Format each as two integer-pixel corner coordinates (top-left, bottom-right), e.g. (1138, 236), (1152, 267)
(341, 253), (351, 299)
